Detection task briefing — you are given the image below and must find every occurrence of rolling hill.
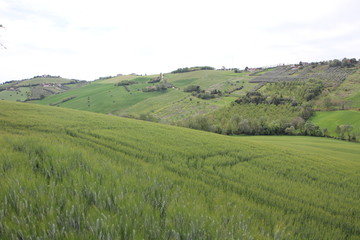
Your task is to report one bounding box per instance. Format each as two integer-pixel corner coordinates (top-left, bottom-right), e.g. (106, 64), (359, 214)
(0, 75), (87, 101)
(2, 59), (360, 140)
(0, 100), (359, 239)
(33, 70), (255, 123)
(1, 69), (256, 124)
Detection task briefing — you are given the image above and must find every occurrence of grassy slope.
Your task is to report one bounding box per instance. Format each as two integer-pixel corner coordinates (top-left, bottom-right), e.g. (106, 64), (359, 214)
(311, 110), (360, 135)
(0, 100), (359, 239)
(0, 87), (30, 101)
(35, 70), (254, 122)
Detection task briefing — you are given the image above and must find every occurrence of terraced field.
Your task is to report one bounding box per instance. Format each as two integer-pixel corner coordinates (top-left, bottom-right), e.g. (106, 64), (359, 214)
(250, 65), (352, 85)
(0, 101), (359, 239)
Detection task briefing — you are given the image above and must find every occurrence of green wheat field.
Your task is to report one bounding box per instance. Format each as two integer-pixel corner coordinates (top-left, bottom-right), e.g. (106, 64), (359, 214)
(0, 101), (359, 239)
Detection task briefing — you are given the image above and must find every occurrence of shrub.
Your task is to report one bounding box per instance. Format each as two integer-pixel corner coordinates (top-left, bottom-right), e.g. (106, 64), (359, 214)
(115, 80), (137, 86)
(183, 85), (201, 93)
(171, 66), (214, 74)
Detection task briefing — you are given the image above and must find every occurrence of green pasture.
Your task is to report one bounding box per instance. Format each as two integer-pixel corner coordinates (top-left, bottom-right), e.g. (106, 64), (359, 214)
(0, 87), (29, 101)
(0, 101), (359, 239)
(311, 110), (360, 135)
(166, 70), (253, 91)
(36, 79), (170, 114)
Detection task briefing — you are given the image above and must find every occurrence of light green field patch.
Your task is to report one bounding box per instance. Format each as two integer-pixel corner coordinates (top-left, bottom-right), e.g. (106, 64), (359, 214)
(241, 135), (360, 162)
(311, 110), (360, 136)
(0, 87), (30, 101)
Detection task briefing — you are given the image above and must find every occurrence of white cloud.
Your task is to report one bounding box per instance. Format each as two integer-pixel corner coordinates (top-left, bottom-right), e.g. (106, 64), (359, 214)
(0, 0), (359, 82)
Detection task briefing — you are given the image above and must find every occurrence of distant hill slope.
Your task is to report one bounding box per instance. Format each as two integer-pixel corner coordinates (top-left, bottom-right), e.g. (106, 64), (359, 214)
(34, 70), (255, 122)
(3, 59), (359, 138)
(0, 75), (87, 101)
(178, 62), (360, 139)
(32, 61), (359, 124)
(0, 100), (359, 239)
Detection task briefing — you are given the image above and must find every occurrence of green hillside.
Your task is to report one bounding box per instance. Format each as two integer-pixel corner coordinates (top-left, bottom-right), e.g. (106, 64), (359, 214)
(0, 100), (359, 239)
(35, 70), (254, 122)
(311, 110), (360, 137)
(177, 62), (360, 138)
(314, 66), (360, 109)
(30, 61), (360, 135)
(3, 60), (360, 140)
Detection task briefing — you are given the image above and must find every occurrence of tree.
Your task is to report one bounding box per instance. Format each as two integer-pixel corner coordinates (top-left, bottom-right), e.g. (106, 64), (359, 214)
(238, 119), (251, 134)
(304, 121), (322, 136)
(285, 126), (295, 135)
(323, 128), (329, 137)
(343, 125), (353, 141)
(329, 59), (341, 67)
(301, 105), (314, 120)
(335, 125), (343, 139)
(183, 85), (200, 93)
(0, 24), (6, 49)
(323, 97), (332, 110)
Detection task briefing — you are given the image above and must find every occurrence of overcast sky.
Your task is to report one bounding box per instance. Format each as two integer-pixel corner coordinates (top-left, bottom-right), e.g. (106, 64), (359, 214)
(1, 0), (360, 82)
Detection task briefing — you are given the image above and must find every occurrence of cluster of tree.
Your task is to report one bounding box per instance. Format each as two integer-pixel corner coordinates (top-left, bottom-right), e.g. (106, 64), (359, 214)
(179, 113), (330, 138)
(233, 67), (253, 73)
(33, 75), (61, 78)
(302, 80), (324, 101)
(178, 101), (358, 141)
(335, 124), (357, 141)
(124, 85), (131, 92)
(195, 89), (222, 100)
(171, 66), (214, 74)
(180, 113), (319, 136)
(183, 85), (201, 92)
(297, 58), (358, 68)
(115, 80), (137, 86)
(49, 96), (77, 106)
(148, 77), (161, 83)
(321, 97), (350, 110)
(142, 83), (174, 92)
(258, 80), (324, 104)
(225, 86), (244, 94)
(0, 80), (16, 85)
(329, 58), (358, 68)
(183, 85), (222, 99)
(235, 92), (296, 105)
(97, 76), (114, 80)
